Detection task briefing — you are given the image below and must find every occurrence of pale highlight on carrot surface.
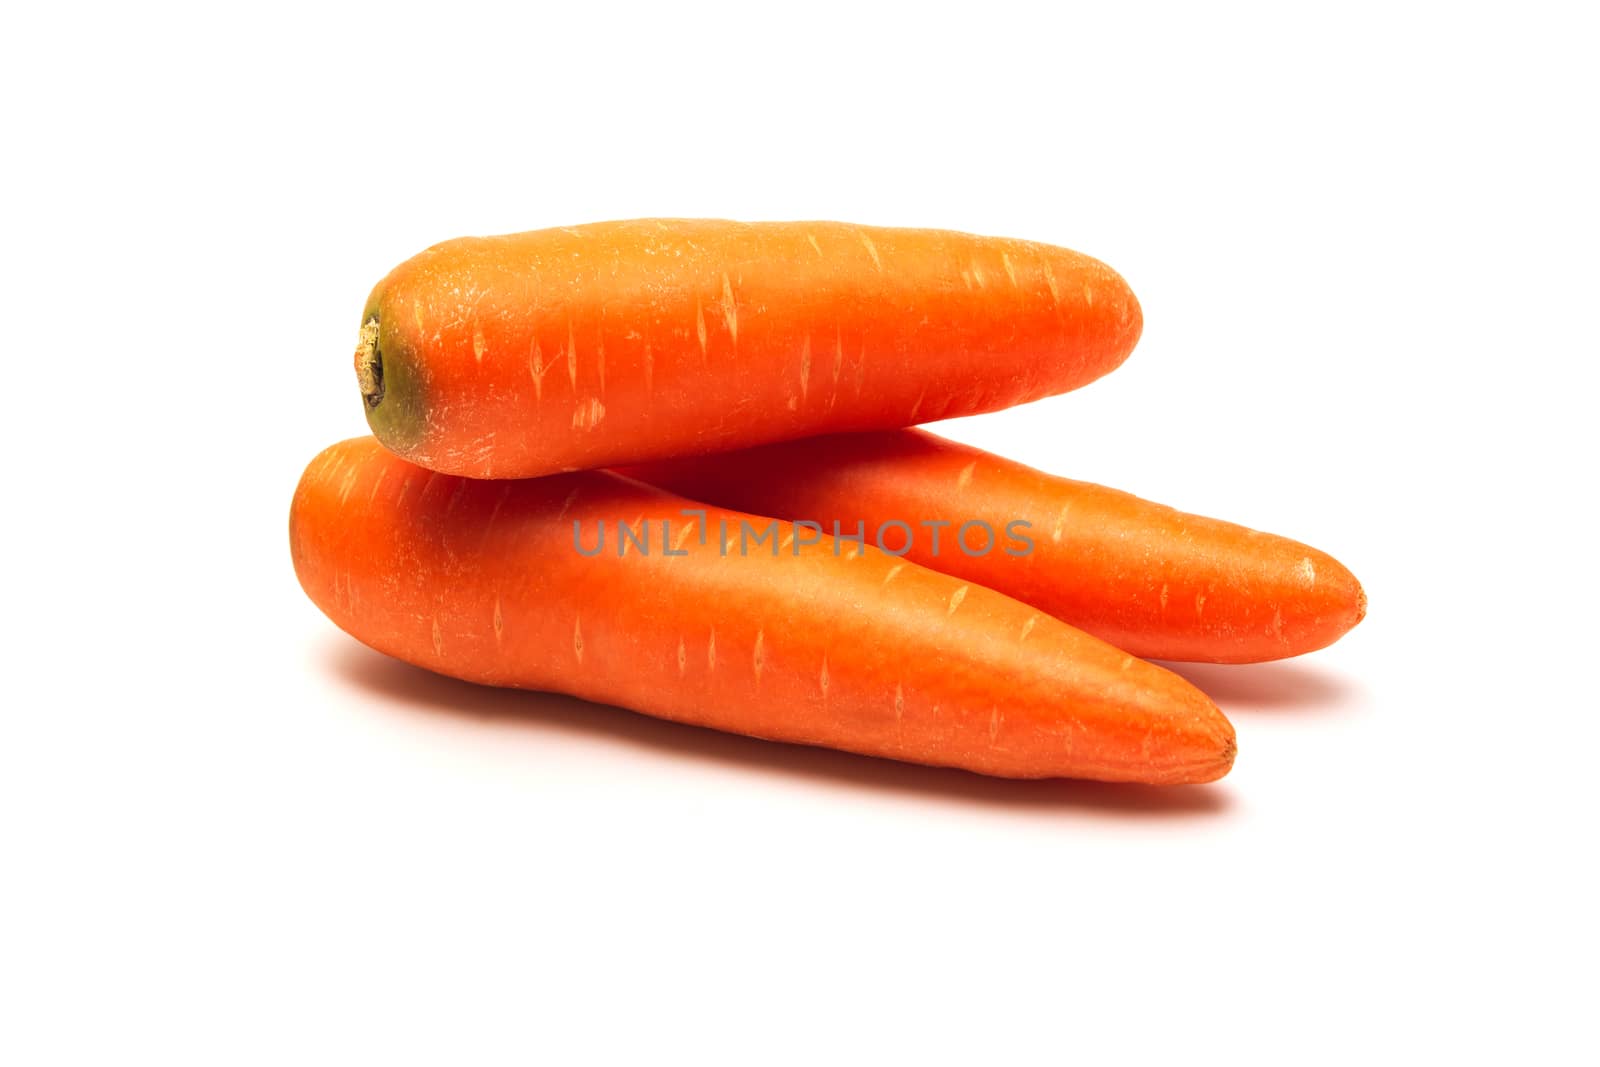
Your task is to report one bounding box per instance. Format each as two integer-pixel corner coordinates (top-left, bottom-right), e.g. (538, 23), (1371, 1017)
(355, 219), (1142, 478)
(624, 429), (1367, 664)
(292, 438), (1235, 783)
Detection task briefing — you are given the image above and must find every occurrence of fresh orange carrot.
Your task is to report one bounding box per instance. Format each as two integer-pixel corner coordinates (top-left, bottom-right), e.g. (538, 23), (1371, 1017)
(354, 219), (1141, 478)
(624, 429), (1367, 664)
(292, 437), (1234, 783)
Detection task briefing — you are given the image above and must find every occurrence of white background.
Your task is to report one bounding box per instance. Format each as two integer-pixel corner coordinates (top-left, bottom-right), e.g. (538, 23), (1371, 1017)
(5, 2), (1596, 1063)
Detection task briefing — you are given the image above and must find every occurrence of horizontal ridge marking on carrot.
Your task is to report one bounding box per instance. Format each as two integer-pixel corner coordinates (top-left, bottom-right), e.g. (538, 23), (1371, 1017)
(356, 219), (1142, 478)
(623, 429), (1367, 664)
(292, 437), (1235, 783)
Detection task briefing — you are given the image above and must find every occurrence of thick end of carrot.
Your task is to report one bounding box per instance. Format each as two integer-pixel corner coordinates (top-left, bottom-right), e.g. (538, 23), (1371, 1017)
(354, 318), (382, 408)
(357, 296), (429, 463)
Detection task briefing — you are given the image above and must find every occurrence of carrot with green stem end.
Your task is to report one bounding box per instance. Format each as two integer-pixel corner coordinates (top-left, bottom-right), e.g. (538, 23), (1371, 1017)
(354, 219), (1141, 478)
(291, 437), (1234, 783)
(624, 429), (1367, 664)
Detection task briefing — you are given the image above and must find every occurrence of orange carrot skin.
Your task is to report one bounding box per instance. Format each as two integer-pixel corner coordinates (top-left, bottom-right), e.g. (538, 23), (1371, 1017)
(291, 438), (1234, 783)
(356, 219), (1142, 478)
(624, 430), (1367, 664)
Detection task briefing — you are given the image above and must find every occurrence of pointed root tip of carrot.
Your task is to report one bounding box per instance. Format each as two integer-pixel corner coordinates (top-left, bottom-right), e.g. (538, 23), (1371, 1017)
(1140, 737), (1235, 786)
(1182, 708), (1238, 784)
(1211, 732), (1238, 781)
(1191, 693), (1238, 782)
(1162, 738), (1235, 786)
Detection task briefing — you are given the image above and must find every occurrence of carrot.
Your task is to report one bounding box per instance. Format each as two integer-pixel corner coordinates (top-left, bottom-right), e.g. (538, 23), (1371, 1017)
(623, 429), (1367, 664)
(354, 219), (1141, 478)
(291, 437), (1235, 783)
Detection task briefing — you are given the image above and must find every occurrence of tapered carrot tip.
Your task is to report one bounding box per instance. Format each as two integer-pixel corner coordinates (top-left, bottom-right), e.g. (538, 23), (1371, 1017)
(1281, 546), (1367, 659)
(1117, 669), (1236, 784)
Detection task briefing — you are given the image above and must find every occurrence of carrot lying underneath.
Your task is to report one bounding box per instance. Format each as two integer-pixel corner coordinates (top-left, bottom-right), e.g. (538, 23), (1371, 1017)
(292, 437), (1235, 783)
(355, 219), (1142, 478)
(624, 429), (1366, 663)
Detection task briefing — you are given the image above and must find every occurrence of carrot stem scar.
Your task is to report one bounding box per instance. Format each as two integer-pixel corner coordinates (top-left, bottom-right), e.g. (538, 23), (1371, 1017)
(354, 318), (382, 409)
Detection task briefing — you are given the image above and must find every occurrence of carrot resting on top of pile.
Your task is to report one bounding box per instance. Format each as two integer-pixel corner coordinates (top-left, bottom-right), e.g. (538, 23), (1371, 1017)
(292, 218), (1365, 785)
(352, 219), (1141, 478)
